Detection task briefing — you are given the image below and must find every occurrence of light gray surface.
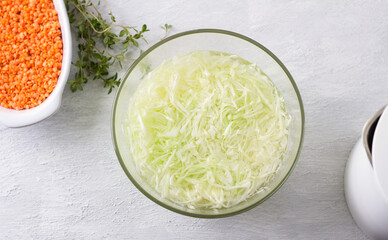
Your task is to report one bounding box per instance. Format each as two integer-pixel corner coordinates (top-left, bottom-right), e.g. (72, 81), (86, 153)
(1, 0), (388, 239)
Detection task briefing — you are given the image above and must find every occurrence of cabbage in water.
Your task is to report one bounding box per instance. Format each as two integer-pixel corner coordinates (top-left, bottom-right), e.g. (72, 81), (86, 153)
(126, 50), (291, 209)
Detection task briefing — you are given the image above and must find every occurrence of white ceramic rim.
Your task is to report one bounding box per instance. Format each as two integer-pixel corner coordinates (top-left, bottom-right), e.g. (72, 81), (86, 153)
(0, 0), (72, 128)
(372, 105), (388, 202)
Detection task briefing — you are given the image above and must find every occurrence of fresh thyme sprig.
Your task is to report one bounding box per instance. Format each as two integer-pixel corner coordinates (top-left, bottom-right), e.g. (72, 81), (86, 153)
(161, 24), (172, 39)
(65, 0), (149, 94)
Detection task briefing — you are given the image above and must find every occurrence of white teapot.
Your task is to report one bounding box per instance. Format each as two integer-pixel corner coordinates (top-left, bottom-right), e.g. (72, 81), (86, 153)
(345, 105), (388, 240)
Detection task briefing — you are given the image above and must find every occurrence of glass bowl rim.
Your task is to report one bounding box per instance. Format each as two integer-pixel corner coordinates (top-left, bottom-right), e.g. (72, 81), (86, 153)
(112, 29), (305, 218)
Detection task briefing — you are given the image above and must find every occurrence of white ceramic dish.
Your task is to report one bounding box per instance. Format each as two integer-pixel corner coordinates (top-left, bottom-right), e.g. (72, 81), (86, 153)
(0, 0), (72, 128)
(345, 105), (388, 239)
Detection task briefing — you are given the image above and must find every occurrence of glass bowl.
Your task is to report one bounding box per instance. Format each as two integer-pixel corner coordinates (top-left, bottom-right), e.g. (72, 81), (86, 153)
(112, 29), (304, 218)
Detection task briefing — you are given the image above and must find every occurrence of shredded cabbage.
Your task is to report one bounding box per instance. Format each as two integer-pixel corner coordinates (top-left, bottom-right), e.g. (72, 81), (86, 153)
(125, 51), (291, 209)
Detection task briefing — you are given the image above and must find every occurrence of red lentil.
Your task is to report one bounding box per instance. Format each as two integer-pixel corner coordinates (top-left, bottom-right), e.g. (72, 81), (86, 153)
(0, 0), (63, 110)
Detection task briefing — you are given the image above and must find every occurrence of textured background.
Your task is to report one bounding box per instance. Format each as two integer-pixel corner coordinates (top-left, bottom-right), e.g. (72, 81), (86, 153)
(1, 0), (388, 239)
